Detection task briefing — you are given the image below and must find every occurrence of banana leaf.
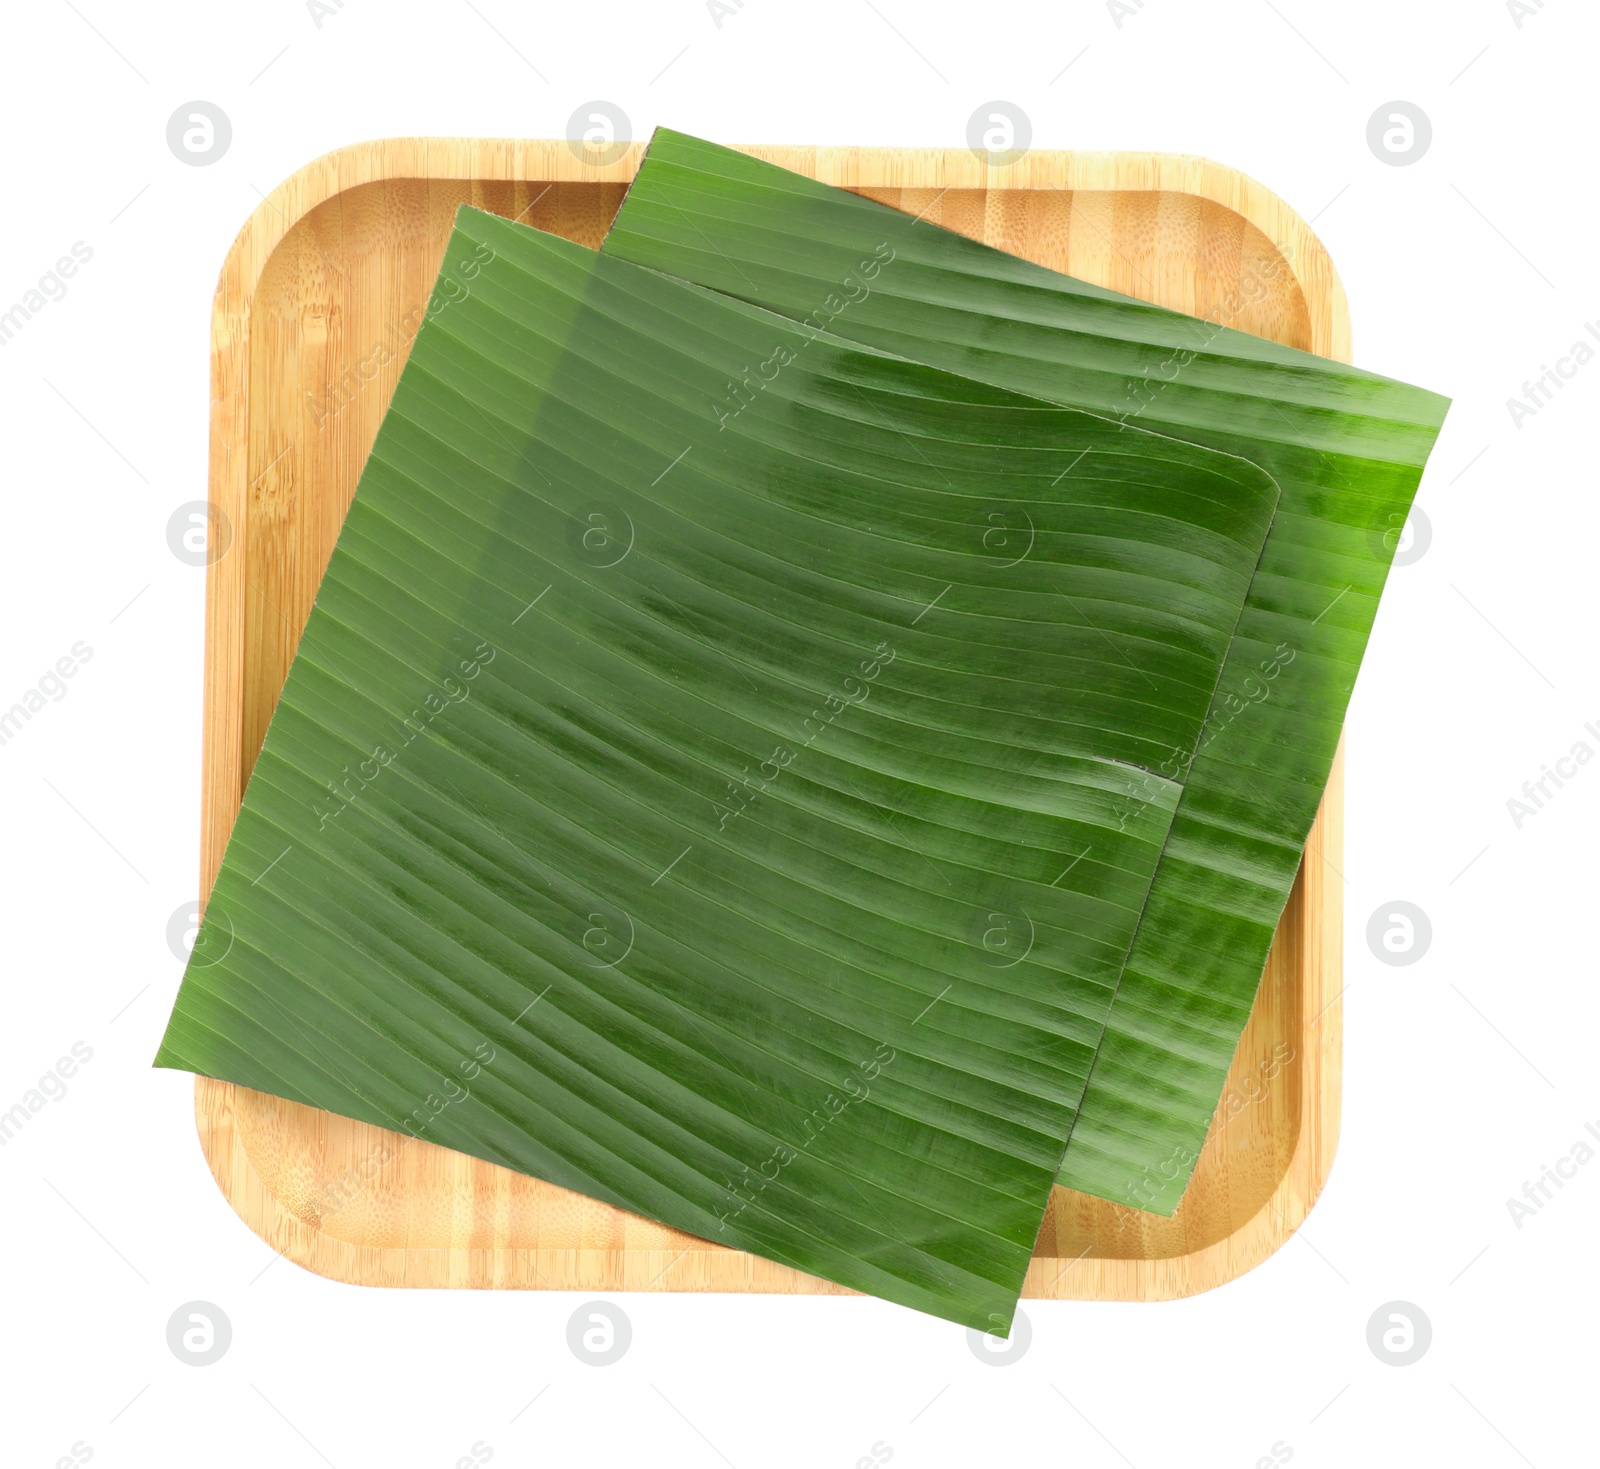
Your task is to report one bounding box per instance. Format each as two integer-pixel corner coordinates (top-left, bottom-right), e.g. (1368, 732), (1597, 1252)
(155, 206), (1280, 1326)
(599, 129), (1451, 1213)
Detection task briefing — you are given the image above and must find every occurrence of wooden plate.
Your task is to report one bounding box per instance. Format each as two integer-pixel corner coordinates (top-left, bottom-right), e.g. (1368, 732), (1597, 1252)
(194, 138), (1345, 1302)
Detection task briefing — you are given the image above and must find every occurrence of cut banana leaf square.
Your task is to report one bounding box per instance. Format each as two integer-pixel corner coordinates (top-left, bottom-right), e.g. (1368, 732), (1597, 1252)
(157, 205), (1280, 1327)
(599, 130), (1451, 1213)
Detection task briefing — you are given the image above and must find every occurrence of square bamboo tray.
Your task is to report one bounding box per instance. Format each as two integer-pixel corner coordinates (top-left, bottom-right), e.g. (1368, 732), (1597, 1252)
(193, 138), (1345, 1301)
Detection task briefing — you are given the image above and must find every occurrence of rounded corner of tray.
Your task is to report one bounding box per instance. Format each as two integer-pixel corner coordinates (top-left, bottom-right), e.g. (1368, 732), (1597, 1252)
(192, 1074), (381, 1290)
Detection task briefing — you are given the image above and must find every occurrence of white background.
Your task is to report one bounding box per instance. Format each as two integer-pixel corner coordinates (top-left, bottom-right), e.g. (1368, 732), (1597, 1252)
(2, 1), (1593, 1464)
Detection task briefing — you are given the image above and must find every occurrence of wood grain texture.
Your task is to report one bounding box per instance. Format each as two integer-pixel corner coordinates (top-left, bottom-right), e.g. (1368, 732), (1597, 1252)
(194, 138), (1348, 1301)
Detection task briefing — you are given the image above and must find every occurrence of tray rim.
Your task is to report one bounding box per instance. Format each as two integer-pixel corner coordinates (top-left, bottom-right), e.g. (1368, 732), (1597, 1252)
(193, 136), (1349, 1303)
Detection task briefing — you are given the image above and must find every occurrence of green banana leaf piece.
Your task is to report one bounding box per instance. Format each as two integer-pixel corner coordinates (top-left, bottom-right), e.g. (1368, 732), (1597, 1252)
(599, 129), (1451, 1213)
(156, 206), (1280, 1326)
